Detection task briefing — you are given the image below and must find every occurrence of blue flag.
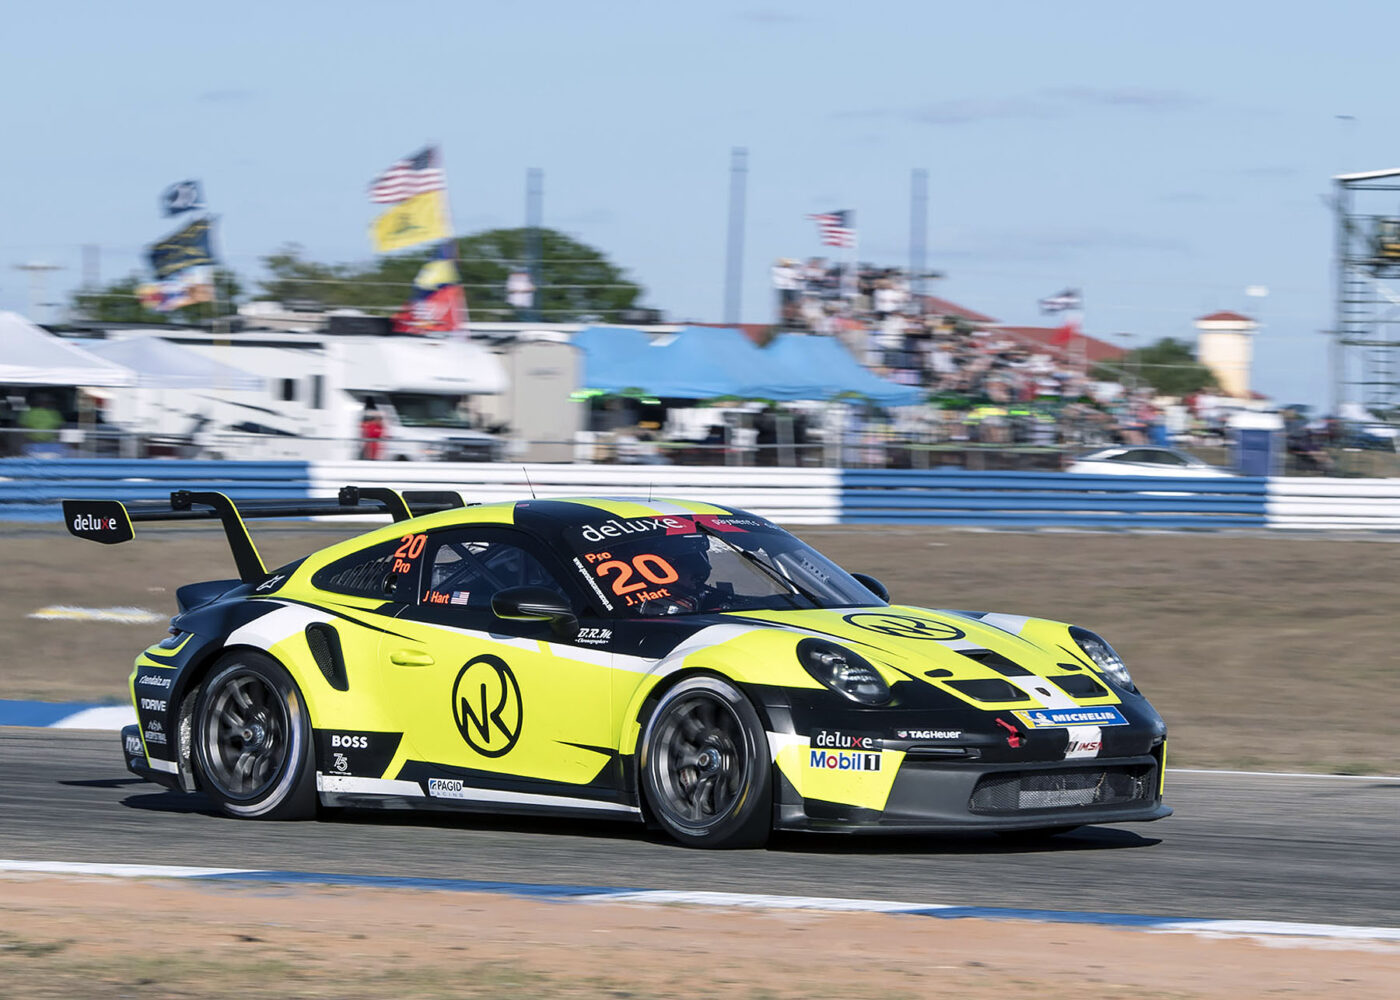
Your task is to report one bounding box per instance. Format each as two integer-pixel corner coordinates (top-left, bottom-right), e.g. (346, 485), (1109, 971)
(149, 217), (216, 278)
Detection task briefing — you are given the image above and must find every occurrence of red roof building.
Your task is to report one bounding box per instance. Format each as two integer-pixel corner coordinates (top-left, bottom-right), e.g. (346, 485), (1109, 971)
(991, 325), (1127, 365)
(1195, 310), (1254, 324)
(919, 295), (997, 324)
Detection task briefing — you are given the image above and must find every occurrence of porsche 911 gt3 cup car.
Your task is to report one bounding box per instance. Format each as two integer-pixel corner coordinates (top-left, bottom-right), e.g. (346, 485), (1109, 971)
(66, 486), (1169, 848)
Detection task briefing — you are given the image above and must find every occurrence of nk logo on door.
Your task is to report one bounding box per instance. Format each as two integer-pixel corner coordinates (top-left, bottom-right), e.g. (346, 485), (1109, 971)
(451, 654), (523, 757)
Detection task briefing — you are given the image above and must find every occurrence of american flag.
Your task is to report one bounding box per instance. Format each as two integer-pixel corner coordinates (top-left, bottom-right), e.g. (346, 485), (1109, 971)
(369, 146), (446, 204)
(450, 591), (470, 605)
(807, 210), (856, 248)
(1039, 288), (1083, 313)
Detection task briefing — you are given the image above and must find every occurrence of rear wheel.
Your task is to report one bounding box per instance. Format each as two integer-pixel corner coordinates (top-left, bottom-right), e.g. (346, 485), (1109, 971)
(192, 651), (316, 820)
(640, 675), (771, 849)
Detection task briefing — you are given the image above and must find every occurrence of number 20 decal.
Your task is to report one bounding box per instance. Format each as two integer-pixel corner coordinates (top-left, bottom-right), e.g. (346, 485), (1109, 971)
(395, 533), (426, 561)
(594, 553), (678, 595)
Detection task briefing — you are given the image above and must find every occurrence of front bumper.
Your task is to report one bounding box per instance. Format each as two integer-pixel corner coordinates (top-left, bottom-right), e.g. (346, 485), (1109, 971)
(776, 748), (1170, 833)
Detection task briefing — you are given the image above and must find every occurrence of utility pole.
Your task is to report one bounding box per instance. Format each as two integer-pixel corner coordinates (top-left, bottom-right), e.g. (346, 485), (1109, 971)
(909, 168), (928, 302)
(14, 262), (63, 323)
(525, 168), (544, 323)
(723, 146), (748, 326)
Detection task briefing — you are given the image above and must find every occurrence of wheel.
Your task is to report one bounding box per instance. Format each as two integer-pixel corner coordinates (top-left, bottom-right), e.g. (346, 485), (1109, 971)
(639, 675), (771, 848)
(192, 651), (317, 820)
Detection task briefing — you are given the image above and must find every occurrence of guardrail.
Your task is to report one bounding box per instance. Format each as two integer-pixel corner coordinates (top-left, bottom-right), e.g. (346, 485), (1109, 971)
(0, 459), (1394, 530)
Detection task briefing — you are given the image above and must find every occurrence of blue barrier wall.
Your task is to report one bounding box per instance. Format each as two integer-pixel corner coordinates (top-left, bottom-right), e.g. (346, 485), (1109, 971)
(0, 459), (313, 520)
(0, 459), (1283, 530)
(840, 469), (1269, 528)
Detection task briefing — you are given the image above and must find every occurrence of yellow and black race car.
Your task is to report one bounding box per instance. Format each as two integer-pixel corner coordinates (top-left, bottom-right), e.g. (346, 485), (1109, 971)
(64, 486), (1169, 848)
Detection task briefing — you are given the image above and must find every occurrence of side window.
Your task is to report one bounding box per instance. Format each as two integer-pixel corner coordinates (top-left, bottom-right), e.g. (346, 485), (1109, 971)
(419, 531), (569, 612)
(311, 538), (414, 602)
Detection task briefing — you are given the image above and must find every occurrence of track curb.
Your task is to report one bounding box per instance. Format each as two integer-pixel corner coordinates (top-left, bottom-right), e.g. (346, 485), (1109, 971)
(1, 859), (1396, 946)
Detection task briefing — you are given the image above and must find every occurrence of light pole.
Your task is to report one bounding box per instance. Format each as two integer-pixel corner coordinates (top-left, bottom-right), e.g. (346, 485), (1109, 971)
(13, 262), (64, 324)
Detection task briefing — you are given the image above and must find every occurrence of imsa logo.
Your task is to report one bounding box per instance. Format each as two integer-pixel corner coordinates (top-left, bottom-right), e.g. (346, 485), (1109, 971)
(809, 750), (882, 772)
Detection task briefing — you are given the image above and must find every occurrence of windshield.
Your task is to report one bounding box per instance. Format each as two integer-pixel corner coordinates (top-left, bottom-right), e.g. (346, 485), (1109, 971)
(387, 393), (474, 428)
(563, 512), (883, 617)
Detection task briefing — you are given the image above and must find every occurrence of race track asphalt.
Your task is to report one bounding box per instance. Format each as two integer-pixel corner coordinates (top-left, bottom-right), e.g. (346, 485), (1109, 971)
(1, 729), (1396, 927)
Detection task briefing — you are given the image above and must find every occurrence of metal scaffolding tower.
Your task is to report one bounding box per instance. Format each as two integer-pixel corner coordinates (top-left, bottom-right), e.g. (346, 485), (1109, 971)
(1334, 168), (1400, 420)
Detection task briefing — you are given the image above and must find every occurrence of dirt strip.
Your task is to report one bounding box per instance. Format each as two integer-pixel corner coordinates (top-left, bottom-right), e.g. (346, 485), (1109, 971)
(0, 876), (1395, 999)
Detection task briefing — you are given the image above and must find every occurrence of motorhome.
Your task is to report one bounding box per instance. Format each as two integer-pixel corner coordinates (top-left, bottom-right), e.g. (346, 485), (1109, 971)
(99, 323), (507, 461)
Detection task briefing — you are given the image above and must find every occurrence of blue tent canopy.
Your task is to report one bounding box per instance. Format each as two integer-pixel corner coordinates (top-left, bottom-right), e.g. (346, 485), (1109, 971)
(572, 325), (922, 406)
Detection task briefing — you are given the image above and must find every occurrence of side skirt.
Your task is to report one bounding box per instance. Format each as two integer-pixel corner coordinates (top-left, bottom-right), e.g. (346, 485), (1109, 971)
(315, 773), (643, 822)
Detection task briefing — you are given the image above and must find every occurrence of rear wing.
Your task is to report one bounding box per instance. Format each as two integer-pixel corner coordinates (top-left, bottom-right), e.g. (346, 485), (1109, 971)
(62, 486), (468, 584)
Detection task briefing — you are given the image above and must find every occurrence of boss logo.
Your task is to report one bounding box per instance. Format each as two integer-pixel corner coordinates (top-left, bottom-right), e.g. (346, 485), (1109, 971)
(139, 698), (167, 712)
(330, 734), (368, 749)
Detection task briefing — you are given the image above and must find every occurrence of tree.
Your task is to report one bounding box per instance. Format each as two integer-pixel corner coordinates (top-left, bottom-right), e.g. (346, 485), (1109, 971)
(1094, 337), (1217, 397)
(70, 268), (243, 325)
(257, 228), (645, 321)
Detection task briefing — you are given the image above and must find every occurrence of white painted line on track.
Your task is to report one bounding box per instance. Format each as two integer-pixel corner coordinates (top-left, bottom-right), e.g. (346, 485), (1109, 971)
(1, 859), (1396, 947)
(1169, 768), (1400, 782)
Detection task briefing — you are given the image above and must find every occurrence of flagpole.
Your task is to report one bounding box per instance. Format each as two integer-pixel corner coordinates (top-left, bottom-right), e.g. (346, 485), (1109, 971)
(434, 141), (469, 338)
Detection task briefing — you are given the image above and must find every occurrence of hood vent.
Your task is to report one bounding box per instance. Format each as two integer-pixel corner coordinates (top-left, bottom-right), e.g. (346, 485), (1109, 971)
(946, 678), (1030, 702)
(1053, 673), (1109, 698)
(958, 649), (1033, 677)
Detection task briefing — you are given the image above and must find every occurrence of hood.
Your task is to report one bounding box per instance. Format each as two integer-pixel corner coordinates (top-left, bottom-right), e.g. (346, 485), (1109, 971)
(722, 605), (1119, 712)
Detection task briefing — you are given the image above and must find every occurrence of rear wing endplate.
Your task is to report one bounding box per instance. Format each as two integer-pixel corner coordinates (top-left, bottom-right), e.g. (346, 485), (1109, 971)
(62, 485), (469, 585)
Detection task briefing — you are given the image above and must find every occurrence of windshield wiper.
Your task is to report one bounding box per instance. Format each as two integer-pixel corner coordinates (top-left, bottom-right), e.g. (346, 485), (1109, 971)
(694, 523), (823, 607)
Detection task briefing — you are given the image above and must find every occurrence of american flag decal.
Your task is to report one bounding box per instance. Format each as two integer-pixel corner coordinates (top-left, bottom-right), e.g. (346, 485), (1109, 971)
(450, 591), (470, 605)
(369, 146), (446, 204)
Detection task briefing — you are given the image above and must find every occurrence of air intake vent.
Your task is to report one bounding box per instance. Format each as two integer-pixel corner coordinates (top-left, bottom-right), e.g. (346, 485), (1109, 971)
(1053, 673), (1109, 698)
(946, 678), (1029, 702)
(969, 764), (1155, 813)
(305, 623), (348, 691)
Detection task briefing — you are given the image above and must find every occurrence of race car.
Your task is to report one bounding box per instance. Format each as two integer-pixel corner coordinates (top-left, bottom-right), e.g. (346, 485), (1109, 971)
(64, 486), (1169, 848)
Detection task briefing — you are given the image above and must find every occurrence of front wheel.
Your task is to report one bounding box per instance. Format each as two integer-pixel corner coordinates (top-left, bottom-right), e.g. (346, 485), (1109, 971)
(192, 651), (317, 820)
(639, 675), (772, 849)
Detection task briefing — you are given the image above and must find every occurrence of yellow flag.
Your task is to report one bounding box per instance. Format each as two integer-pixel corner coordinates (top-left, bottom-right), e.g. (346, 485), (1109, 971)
(370, 190), (449, 253)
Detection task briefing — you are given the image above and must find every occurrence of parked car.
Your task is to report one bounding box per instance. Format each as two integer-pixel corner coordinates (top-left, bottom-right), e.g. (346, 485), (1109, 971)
(1066, 447), (1235, 477)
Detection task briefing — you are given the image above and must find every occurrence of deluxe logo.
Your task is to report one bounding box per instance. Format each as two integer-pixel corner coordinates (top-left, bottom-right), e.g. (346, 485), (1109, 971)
(139, 698), (166, 712)
(72, 513), (118, 532)
(137, 674), (172, 689)
(811, 729), (881, 751)
(1012, 707), (1128, 729)
(330, 734), (368, 750)
(808, 750), (882, 772)
(580, 516), (692, 542)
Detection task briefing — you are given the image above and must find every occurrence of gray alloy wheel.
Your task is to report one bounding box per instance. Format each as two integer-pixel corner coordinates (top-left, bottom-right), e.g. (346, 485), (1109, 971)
(640, 675), (771, 849)
(192, 651), (316, 820)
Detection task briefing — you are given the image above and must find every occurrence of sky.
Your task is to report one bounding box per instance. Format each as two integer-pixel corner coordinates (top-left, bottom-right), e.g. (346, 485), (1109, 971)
(2, 0), (1397, 409)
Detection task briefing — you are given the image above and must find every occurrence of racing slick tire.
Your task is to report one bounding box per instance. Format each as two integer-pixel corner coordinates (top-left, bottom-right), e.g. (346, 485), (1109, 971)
(192, 651), (317, 820)
(639, 675), (772, 849)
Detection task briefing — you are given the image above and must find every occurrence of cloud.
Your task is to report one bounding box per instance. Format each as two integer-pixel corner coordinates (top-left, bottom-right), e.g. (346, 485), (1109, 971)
(1043, 86), (1206, 112)
(907, 97), (1058, 126)
(198, 89), (256, 104)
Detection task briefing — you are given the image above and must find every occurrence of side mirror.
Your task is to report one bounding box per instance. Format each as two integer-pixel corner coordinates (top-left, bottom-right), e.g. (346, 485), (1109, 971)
(491, 586), (579, 636)
(850, 572), (889, 603)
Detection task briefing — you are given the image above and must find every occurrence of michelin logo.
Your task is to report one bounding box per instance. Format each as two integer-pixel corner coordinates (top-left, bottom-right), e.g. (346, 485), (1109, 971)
(1013, 707), (1128, 729)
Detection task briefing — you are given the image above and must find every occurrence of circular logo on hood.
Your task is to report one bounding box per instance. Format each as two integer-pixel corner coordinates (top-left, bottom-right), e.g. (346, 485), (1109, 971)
(842, 612), (966, 641)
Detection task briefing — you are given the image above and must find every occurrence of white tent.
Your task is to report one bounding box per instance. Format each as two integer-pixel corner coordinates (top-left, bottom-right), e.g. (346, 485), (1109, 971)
(80, 335), (264, 391)
(0, 312), (134, 387)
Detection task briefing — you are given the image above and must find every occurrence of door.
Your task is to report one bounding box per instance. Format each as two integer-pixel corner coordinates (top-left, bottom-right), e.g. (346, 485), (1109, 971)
(377, 526), (617, 800)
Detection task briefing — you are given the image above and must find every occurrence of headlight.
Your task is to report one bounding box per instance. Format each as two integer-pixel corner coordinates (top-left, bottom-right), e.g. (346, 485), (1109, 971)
(797, 638), (891, 706)
(1069, 627), (1135, 690)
